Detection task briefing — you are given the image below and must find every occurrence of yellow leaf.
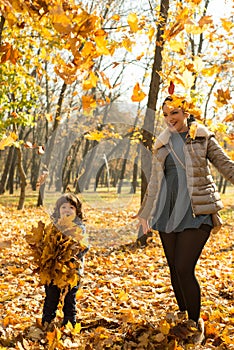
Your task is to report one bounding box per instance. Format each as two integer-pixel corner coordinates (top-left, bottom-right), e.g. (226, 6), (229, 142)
(111, 14), (120, 21)
(131, 83), (146, 102)
(95, 35), (110, 55)
(122, 37), (133, 52)
(72, 322), (82, 334)
(83, 72), (98, 90)
(0, 133), (18, 150)
(221, 18), (234, 32)
(147, 26), (155, 41)
(127, 13), (139, 33)
(180, 69), (195, 90)
(85, 130), (105, 142)
(50, 5), (72, 34)
(192, 56), (204, 72)
(168, 40), (185, 53)
(189, 123), (198, 139)
(201, 65), (220, 77)
(46, 328), (61, 347)
(159, 319), (170, 335)
(118, 290), (129, 302)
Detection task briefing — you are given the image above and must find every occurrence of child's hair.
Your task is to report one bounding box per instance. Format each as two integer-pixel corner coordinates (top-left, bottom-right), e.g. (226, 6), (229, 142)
(51, 193), (83, 221)
(162, 95), (195, 127)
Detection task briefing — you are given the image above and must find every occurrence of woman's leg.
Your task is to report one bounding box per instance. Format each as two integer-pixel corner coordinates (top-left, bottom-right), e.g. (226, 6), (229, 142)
(159, 232), (187, 312)
(42, 283), (61, 324)
(173, 225), (210, 323)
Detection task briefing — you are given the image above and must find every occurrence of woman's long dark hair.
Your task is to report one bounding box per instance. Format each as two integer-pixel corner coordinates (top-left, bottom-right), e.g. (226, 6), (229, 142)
(51, 193), (83, 222)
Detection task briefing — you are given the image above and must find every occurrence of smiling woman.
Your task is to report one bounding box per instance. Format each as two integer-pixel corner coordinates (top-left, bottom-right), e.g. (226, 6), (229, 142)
(135, 93), (234, 344)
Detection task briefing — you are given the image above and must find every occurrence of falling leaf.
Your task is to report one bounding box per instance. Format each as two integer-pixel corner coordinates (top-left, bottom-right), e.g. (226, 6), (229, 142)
(82, 95), (97, 110)
(221, 18), (234, 32)
(198, 16), (213, 27)
(180, 69), (195, 89)
(216, 88), (231, 105)
(168, 40), (185, 54)
(223, 113), (234, 123)
(0, 132), (18, 150)
(83, 72), (98, 90)
(111, 14), (120, 21)
(168, 81), (175, 95)
(189, 123), (198, 139)
(147, 26), (155, 41)
(131, 83), (146, 102)
(127, 13), (139, 33)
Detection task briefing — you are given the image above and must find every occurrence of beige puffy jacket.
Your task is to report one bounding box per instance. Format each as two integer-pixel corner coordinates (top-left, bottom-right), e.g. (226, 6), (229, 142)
(138, 124), (234, 224)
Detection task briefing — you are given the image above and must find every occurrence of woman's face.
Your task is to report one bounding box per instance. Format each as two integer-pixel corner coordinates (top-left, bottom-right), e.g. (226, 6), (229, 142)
(163, 104), (189, 133)
(59, 202), (76, 218)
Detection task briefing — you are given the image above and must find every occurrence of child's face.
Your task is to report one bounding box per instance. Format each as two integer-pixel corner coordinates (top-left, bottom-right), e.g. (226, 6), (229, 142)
(59, 202), (76, 218)
(163, 104), (189, 133)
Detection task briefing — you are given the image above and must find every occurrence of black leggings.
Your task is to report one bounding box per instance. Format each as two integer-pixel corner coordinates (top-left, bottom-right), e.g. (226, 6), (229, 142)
(159, 224), (211, 323)
(42, 283), (79, 326)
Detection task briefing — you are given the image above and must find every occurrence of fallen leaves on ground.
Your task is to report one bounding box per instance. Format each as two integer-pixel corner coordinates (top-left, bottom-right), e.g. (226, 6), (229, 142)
(0, 199), (233, 349)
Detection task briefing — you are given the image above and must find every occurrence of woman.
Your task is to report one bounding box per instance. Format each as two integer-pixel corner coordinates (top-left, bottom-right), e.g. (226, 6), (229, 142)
(136, 95), (234, 343)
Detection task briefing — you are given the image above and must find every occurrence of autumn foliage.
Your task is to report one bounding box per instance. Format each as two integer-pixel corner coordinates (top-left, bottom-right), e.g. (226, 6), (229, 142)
(0, 193), (233, 349)
(26, 217), (88, 289)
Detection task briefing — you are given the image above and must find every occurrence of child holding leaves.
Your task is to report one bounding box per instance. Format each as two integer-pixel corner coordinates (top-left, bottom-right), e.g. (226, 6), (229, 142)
(27, 193), (89, 329)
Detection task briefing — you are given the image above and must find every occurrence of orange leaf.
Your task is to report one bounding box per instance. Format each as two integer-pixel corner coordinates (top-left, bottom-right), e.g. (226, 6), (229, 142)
(223, 113), (234, 123)
(198, 16), (213, 27)
(131, 83), (146, 102)
(216, 88), (231, 105)
(99, 71), (112, 89)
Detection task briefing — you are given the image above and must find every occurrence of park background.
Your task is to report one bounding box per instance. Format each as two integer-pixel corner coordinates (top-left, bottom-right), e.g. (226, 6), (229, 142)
(0, 0), (233, 349)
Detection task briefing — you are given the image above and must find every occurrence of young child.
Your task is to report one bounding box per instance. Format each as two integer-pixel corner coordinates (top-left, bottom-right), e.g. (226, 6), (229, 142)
(42, 193), (89, 327)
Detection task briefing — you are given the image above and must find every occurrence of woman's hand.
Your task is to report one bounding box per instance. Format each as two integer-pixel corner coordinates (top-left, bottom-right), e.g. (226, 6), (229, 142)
(133, 215), (150, 235)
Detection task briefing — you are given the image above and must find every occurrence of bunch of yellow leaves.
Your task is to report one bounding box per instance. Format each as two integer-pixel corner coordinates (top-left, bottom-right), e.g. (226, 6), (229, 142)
(26, 219), (88, 289)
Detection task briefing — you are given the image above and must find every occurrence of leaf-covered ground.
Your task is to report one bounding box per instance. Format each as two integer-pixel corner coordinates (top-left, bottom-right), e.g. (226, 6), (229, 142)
(0, 196), (234, 350)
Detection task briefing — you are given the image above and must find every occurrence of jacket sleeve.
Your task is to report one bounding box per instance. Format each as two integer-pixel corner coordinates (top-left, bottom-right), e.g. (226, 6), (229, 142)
(207, 136), (234, 184)
(137, 151), (162, 220)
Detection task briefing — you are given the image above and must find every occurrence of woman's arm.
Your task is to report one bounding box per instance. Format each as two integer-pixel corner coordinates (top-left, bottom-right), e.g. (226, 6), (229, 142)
(207, 136), (234, 184)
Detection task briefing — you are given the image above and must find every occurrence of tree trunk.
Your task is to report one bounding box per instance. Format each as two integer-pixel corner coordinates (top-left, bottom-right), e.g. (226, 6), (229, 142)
(140, 0), (170, 203)
(131, 143), (140, 194)
(0, 146), (14, 194)
(6, 147), (18, 194)
(62, 139), (82, 193)
(138, 0), (169, 244)
(17, 147), (27, 210)
(117, 140), (131, 194)
(37, 82), (67, 206)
